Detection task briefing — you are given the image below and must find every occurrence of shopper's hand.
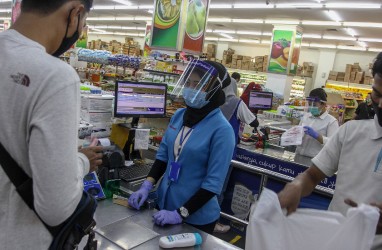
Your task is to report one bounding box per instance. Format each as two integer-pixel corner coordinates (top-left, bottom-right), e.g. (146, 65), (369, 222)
(79, 146), (104, 172)
(153, 210), (182, 226)
(345, 199), (382, 234)
(303, 126), (320, 140)
(278, 183), (303, 215)
(128, 180), (153, 210)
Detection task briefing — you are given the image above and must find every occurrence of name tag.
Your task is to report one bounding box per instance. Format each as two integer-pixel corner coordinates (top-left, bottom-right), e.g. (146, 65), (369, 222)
(168, 162), (181, 183)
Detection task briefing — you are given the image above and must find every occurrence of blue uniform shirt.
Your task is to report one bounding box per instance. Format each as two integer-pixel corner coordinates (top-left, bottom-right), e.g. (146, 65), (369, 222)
(155, 108), (235, 225)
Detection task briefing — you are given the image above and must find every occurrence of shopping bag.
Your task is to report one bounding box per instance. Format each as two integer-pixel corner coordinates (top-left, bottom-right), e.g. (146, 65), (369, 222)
(245, 188), (379, 250)
(280, 126), (304, 146)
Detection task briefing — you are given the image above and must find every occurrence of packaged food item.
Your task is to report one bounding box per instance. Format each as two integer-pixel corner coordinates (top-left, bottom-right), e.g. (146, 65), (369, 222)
(159, 233), (202, 248)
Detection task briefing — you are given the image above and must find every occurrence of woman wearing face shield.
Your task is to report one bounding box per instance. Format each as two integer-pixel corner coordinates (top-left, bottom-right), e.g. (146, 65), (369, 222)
(295, 88), (339, 158)
(128, 60), (235, 234)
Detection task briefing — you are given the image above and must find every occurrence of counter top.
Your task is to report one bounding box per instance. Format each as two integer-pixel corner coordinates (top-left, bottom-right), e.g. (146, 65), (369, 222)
(81, 199), (242, 250)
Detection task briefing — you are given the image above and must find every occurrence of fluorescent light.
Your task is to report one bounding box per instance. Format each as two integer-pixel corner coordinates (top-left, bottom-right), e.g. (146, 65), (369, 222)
(239, 39), (260, 44)
(0, 9), (11, 13)
(325, 10), (342, 22)
(344, 22), (382, 28)
(115, 17), (134, 20)
(359, 38), (382, 43)
(90, 28), (107, 33)
(310, 43), (337, 49)
(368, 48), (382, 52)
(0, 0), (12, 2)
(147, 10), (153, 14)
(232, 19), (263, 24)
(302, 42), (310, 47)
(206, 29), (213, 32)
(276, 3), (322, 8)
(345, 28), (357, 37)
(0, 17), (10, 20)
(265, 19), (300, 25)
(262, 32), (273, 36)
(134, 17), (152, 21)
(237, 31), (262, 35)
(303, 34), (322, 39)
(138, 5), (154, 9)
(87, 17), (116, 21)
(358, 41), (368, 48)
(137, 27), (146, 30)
(92, 5), (115, 10)
(89, 25), (146, 31)
(205, 37), (219, 41)
(302, 20), (341, 26)
(337, 45), (367, 51)
(325, 3), (381, 9)
(261, 40), (271, 44)
(220, 33), (234, 39)
(112, 0), (132, 5)
(215, 29), (235, 34)
(210, 4), (232, 9)
(323, 35), (356, 41)
(219, 38), (238, 42)
(234, 4), (274, 9)
(207, 18), (232, 22)
(92, 5), (138, 10)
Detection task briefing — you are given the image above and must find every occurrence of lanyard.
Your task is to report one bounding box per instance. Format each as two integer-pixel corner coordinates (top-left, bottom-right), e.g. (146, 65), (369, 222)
(374, 147), (382, 172)
(175, 126), (193, 162)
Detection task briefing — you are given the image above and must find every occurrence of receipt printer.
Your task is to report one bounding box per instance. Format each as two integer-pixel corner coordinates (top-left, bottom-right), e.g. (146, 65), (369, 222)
(98, 145), (125, 187)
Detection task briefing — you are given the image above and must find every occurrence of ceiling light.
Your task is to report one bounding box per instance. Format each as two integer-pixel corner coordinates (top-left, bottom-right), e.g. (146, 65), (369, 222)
(232, 19), (263, 24)
(323, 35), (356, 41)
(0, 9), (11, 13)
(261, 40), (271, 44)
(219, 38), (238, 42)
(302, 42), (310, 47)
(325, 10), (342, 22)
(92, 5), (115, 10)
(358, 41), (368, 48)
(220, 33), (234, 39)
(92, 5), (138, 10)
(344, 22), (382, 28)
(115, 17), (134, 21)
(90, 28), (107, 33)
(359, 38), (382, 43)
(237, 31), (262, 35)
(0, 0), (12, 2)
(265, 19), (300, 25)
(310, 43), (337, 49)
(137, 27), (146, 30)
(239, 39), (260, 44)
(368, 48), (382, 52)
(87, 17), (116, 21)
(147, 10), (153, 14)
(205, 37), (219, 41)
(210, 4), (232, 9)
(207, 18), (232, 22)
(302, 20), (341, 26)
(303, 34), (322, 39)
(206, 29), (213, 32)
(215, 29), (235, 34)
(337, 45), (367, 51)
(234, 4), (274, 9)
(262, 32), (273, 36)
(134, 17), (152, 21)
(276, 3), (322, 8)
(138, 5), (154, 9)
(325, 3), (381, 9)
(345, 28), (357, 37)
(112, 0), (132, 5)
(0, 17), (10, 20)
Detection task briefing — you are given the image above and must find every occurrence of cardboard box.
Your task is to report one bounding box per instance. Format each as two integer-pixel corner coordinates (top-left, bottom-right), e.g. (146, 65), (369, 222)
(242, 56), (252, 62)
(81, 95), (114, 111)
(232, 54), (243, 60)
(81, 110), (113, 124)
(237, 60), (242, 68)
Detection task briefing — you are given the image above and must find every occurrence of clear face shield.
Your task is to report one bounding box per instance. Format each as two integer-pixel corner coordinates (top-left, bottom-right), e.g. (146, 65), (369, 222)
(170, 60), (222, 108)
(305, 97), (326, 116)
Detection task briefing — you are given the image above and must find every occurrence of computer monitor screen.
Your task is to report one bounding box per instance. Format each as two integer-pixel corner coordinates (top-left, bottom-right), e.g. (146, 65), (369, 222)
(114, 81), (167, 118)
(249, 91), (273, 110)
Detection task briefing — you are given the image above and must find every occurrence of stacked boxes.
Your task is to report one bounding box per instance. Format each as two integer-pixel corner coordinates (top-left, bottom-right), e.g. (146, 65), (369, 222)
(206, 44), (216, 60)
(301, 62), (314, 77)
(328, 63), (373, 85)
(81, 95), (114, 130)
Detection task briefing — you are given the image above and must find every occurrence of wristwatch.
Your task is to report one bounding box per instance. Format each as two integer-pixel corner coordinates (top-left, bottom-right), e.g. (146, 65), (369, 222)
(178, 206), (189, 219)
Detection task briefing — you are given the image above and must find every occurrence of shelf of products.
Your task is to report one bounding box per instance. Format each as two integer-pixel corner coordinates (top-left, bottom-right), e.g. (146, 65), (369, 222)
(143, 69), (180, 77)
(226, 68), (267, 85)
(325, 80), (371, 99)
(290, 78), (307, 98)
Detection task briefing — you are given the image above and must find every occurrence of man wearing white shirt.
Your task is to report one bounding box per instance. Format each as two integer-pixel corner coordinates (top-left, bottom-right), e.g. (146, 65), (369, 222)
(295, 88), (339, 158)
(278, 53), (382, 249)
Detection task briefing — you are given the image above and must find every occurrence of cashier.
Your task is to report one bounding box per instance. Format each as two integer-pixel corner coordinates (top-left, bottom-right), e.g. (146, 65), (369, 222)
(295, 88), (339, 158)
(128, 60), (235, 234)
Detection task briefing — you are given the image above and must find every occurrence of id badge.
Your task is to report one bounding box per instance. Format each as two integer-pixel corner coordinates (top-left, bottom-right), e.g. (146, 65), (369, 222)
(168, 162), (181, 183)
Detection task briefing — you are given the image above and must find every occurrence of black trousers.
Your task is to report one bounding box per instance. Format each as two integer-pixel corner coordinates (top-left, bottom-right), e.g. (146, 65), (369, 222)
(187, 220), (218, 235)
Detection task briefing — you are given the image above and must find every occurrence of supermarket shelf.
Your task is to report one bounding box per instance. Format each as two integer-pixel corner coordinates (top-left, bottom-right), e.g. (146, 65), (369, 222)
(326, 80), (372, 90)
(342, 97), (364, 101)
(154, 57), (189, 64)
(143, 69), (181, 76)
(345, 106), (357, 109)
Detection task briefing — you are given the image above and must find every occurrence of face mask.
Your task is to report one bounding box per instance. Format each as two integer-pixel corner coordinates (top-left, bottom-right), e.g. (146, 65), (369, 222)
(52, 11), (80, 57)
(372, 100), (382, 126)
(308, 106), (320, 116)
(182, 87), (210, 109)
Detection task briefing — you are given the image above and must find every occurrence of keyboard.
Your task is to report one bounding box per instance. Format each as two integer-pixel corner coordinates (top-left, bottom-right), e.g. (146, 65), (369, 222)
(119, 162), (153, 182)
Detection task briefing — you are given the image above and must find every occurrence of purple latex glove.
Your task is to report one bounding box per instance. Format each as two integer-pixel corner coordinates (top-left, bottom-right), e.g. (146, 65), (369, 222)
(152, 210), (182, 226)
(303, 126), (320, 140)
(128, 180), (153, 210)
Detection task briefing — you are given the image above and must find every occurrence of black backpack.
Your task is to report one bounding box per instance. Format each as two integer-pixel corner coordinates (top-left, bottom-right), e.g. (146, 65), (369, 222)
(0, 142), (98, 250)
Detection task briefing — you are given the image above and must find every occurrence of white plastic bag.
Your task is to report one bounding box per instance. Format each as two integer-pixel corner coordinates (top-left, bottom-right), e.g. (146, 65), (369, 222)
(280, 126), (304, 146)
(245, 188), (379, 250)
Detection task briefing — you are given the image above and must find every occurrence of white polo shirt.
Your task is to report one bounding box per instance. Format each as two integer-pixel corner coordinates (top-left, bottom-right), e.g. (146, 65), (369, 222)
(295, 111), (339, 158)
(312, 117), (382, 249)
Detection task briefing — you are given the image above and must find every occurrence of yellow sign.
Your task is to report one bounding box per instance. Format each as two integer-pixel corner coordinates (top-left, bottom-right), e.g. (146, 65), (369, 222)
(326, 82), (371, 98)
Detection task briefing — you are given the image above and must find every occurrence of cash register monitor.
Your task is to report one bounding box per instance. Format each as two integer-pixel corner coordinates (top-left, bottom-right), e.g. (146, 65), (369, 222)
(114, 81), (167, 122)
(249, 91), (273, 110)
